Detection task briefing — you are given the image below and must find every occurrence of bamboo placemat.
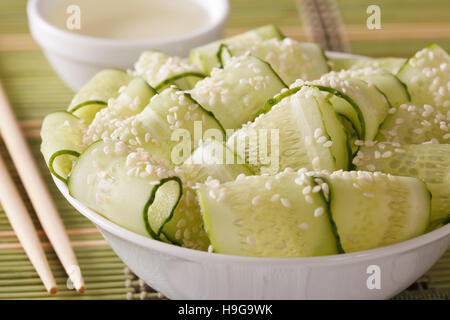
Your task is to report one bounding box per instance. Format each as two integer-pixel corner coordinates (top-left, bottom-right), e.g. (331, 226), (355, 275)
(0, 0), (449, 300)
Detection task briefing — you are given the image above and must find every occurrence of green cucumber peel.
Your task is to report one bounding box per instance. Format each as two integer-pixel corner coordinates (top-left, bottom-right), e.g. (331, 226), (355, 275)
(154, 72), (207, 92)
(48, 149), (81, 184)
(314, 176), (345, 254)
(216, 43), (233, 69)
(253, 55), (288, 88)
(256, 87), (301, 116)
(183, 91), (226, 134)
(69, 100), (107, 113)
(311, 85), (366, 140)
(143, 176), (183, 240)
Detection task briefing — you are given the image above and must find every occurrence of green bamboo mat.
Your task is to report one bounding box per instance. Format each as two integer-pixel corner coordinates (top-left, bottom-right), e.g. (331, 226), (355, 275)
(0, 0), (449, 300)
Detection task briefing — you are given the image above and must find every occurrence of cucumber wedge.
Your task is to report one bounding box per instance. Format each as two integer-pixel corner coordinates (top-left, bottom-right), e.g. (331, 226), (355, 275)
(40, 111), (84, 183)
(108, 87), (224, 164)
(397, 44), (450, 111)
(305, 75), (390, 140)
(182, 139), (254, 183)
(224, 38), (329, 84)
(190, 25), (284, 74)
(68, 69), (132, 110)
(190, 54), (287, 129)
(337, 68), (410, 108)
(354, 143), (450, 224)
(321, 171), (430, 253)
(329, 57), (407, 74)
(134, 50), (205, 91)
(377, 103), (450, 144)
(227, 86), (343, 174)
(161, 140), (254, 249)
(70, 100), (107, 123)
(83, 77), (156, 145)
(68, 140), (181, 237)
(196, 172), (339, 257)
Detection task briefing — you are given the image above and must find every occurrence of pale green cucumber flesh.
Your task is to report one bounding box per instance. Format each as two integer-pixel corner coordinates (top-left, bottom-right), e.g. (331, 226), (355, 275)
(324, 173), (430, 253)
(197, 173), (339, 257)
(68, 69), (132, 109)
(355, 143), (450, 224)
(189, 25), (284, 74)
(40, 111), (84, 182)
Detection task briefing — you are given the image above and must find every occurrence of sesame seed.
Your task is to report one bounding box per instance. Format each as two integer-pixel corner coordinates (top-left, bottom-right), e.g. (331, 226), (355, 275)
(280, 198), (291, 208)
(363, 192), (375, 198)
(321, 183), (329, 196)
(317, 136), (327, 144)
(312, 185), (321, 193)
(312, 156), (320, 167)
(271, 194), (280, 202)
(314, 207), (324, 217)
(302, 186), (312, 195)
(246, 236), (255, 246)
(251, 196), (261, 206)
(323, 141), (333, 148)
(298, 222), (309, 230)
(388, 108), (397, 114)
(314, 128), (323, 139)
(265, 181), (273, 190)
(353, 183), (362, 190)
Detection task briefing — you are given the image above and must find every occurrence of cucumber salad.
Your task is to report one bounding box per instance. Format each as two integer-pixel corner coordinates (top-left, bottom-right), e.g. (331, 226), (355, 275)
(41, 25), (450, 257)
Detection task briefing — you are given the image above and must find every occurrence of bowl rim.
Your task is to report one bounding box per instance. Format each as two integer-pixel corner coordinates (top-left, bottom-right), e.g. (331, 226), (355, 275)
(27, 0), (230, 47)
(51, 50), (449, 266)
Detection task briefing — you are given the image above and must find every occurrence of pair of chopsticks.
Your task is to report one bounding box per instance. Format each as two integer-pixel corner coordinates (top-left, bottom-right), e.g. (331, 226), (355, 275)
(0, 82), (85, 294)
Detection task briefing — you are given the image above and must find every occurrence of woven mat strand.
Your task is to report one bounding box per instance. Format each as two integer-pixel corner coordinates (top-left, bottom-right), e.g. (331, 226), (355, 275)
(0, 0), (449, 300)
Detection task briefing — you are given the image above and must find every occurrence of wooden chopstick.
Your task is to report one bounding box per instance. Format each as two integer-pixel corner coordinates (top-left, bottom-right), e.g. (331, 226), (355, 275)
(0, 153), (57, 294)
(0, 82), (85, 293)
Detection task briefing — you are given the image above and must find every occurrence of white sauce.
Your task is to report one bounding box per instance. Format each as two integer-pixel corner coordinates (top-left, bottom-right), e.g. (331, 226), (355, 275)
(48, 0), (211, 40)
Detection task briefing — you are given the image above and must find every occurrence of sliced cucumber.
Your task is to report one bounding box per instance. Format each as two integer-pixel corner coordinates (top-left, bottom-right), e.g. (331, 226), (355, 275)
(134, 50), (204, 90)
(70, 100), (107, 123)
(68, 140), (180, 237)
(196, 172), (339, 257)
(307, 75), (390, 140)
(354, 143), (450, 224)
(190, 54), (287, 129)
(321, 171), (430, 253)
(312, 85), (364, 141)
(397, 44), (450, 111)
(337, 68), (410, 108)
(83, 77), (156, 145)
(227, 86), (348, 174)
(182, 139), (254, 183)
(108, 87), (224, 164)
(329, 57), (407, 74)
(68, 69), (132, 110)
(224, 38), (329, 85)
(160, 140), (254, 249)
(144, 177), (183, 239)
(190, 24), (284, 74)
(376, 103), (450, 144)
(154, 72), (206, 92)
(40, 111), (84, 183)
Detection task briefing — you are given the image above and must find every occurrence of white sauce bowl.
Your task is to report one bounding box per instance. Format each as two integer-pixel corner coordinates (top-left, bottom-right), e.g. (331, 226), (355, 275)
(27, 0), (229, 91)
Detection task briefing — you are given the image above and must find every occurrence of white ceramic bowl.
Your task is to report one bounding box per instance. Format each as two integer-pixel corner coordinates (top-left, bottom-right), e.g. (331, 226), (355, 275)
(53, 175), (449, 300)
(46, 40), (449, 299)
(27, 0), (229, 91)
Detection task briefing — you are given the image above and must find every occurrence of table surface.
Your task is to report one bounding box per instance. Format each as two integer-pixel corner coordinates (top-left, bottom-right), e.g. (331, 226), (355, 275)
(0, 0), (449, 299)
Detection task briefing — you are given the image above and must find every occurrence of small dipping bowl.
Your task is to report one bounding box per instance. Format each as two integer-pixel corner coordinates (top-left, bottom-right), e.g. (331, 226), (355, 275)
(27, 0), (229, 91)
